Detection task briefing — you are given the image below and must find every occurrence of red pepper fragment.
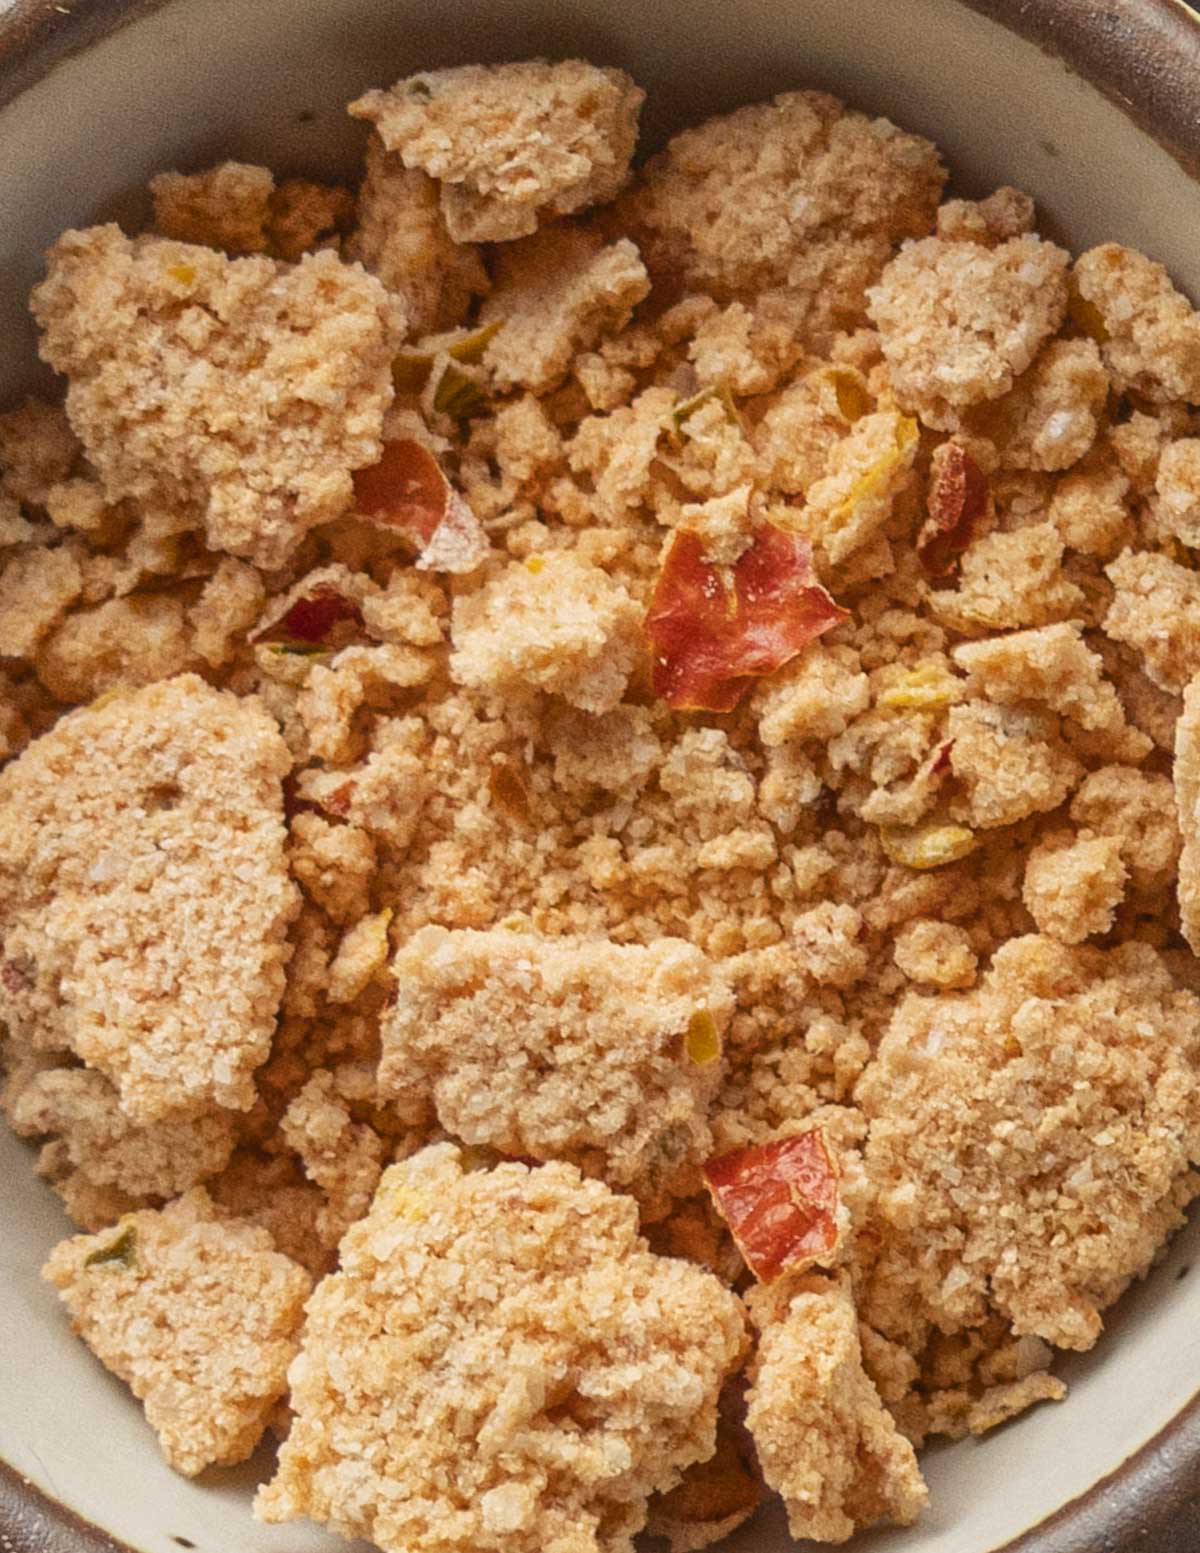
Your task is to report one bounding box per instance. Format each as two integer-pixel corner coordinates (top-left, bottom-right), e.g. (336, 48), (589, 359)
(646, 526), (847, 713)
(283, 773), (354, 822)
(703, 1129), (841, 1283)
(930, 738), (954, 775)
(917, 442), (989, 577)
(352, 439), (488, 574)
(254, 582), (364, 649)
(322, 780), (355, 818)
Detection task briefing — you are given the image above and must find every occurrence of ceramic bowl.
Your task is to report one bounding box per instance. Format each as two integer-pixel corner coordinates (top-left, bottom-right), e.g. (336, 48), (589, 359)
(3, 1), (1200, 1550)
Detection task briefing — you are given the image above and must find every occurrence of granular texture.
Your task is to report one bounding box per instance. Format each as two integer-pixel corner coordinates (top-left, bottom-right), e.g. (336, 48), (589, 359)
(746, 1278), (927, 1543)
(380, 928), (732, 1212)
(868, 235), (1070, 429)
(256, 1146), (746, 1553)
(351, 60), (643, 241)
(348, 138), (489, 335)
(0, 676), (297, 1121)
(33, 226), (396, 567)
(6, 52), (1200, 1553)
(624, 91), (944, 345)
(858, 935), (1200, 1352)
(43, 1189), (311, 1475)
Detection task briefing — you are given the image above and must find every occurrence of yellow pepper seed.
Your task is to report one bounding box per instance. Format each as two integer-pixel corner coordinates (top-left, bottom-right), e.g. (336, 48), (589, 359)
(878, 663), (963, 710)
(828, 413), (919, 538)
(361, 909), (393, 979)
(830, 369), (871, 423)
(686, 1008), (722, 1066)
(880, 821), (978, 871)
(525, 555), (545, 575)
(895, 415), (919, 453)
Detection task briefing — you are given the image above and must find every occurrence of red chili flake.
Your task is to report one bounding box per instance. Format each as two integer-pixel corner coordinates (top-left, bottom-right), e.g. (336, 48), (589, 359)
(322, 780), (355, 818)
(352, 439), (488, 574)
(703, 1129), (841, 1283)
(646, 526), (848, 713)
(283, 774), (354, 822)
(917, 442), (989, 576)
(255, 582), (364, 648)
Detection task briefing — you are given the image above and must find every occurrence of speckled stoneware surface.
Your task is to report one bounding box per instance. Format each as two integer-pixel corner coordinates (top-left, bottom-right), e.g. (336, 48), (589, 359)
(2, 3), (1200, 1552)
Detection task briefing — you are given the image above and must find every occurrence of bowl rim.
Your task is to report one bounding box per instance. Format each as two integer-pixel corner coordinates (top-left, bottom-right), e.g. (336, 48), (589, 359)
(3, 1), (1200, 1551)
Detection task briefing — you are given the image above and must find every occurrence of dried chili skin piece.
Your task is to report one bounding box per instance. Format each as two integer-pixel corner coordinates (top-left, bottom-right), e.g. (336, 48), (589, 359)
(646, 526), (848, 713)
(353, 438), (449, 544)
(703, 1129), (841, 1283)
(918, 442), (989, 576)
(254, 582), (364, 648)
(352, 439), (488, 573)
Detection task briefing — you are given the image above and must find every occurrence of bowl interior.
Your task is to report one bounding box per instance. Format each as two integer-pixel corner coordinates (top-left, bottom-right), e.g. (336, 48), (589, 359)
(3, 1), (1200, 1550)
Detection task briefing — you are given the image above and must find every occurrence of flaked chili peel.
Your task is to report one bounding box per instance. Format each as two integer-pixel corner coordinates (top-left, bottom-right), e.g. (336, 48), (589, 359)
(253, 582), (364, 649)
(352, 439), (488, 573)
(646, 526), (848, 713)
(353, 439), (453, 545)
(917, 442), (989, 577)
(703, 1130), (841, 1283)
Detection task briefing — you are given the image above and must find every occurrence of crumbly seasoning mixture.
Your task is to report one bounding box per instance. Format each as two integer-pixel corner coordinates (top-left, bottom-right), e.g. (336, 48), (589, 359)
(44, 1188), (312, 1476)
(347, 137), (490, 335)
(450, 550), (642, 712)
(857, 936), (1200, 1355)
(151, 161), (355, 262)
(32, 225), (397, 568)
(1176, 676), (1200, 952)
(350, 60), (644, 242)
(745, 1277), (926, 1544)
(0, 676), (297, 1123)
(621, 90), (945, 349)
(7, 1066), (236, 1216)
(2, 50), (1200, 1553)
(380, 927), (733, 1214)
(256, 1146), (747, 1553)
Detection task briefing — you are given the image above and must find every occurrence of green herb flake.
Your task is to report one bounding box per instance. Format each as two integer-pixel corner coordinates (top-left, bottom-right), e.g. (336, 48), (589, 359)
(263, 642), (331, 659)
(84, 1224), (137, 1270)
(432, 362), (486, 419)
(447, 318), (504, 365)
(672, 386), (718, 434)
